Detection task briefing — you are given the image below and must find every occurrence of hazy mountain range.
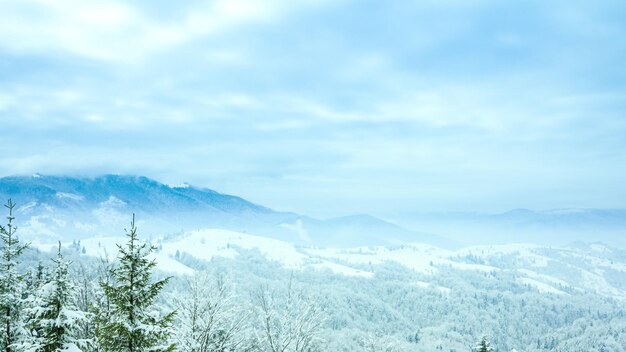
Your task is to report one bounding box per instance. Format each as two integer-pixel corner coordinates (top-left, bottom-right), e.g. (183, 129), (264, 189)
(0, 174), (445, 247)
(392, 208), (626, 248)
(1, 174), (624, 248)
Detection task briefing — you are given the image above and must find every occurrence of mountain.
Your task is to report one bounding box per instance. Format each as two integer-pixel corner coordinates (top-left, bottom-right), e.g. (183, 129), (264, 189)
(0, 174), (439, 247)
(393, 208), (626, 248)
(303, 214), (455, 248)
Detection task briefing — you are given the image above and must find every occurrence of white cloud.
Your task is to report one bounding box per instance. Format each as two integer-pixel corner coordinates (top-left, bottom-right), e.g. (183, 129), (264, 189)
(0, 0), (318, 62)
(0, 0), (625, 216)
(0, 0), (140, 61)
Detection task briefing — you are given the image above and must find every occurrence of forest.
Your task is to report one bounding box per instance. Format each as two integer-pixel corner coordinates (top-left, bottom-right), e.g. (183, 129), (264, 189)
(2, 199), (625, 352)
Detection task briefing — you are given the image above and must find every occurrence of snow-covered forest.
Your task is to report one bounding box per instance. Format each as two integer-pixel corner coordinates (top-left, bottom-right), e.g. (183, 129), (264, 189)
(2, 198), (626, 352)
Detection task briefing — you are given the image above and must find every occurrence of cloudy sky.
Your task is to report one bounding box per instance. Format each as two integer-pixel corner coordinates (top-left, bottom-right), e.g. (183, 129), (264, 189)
(0, 0), (625, 218)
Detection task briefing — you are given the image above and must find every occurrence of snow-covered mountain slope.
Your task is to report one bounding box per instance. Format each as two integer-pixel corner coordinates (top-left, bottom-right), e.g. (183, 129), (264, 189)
(34, 229), (626, 301)
(0, 174), (440, 247)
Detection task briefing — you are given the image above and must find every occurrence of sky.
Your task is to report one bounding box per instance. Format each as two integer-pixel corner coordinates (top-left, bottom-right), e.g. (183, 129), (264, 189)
(0, 0), (625, 218)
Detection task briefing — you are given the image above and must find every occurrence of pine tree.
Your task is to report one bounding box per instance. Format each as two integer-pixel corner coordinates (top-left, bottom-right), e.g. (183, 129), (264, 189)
(475, 335), (494, 352)
(22, 242), (91, 352)
(0, 199), (28, 352)
(21, 263), (49, 352)
(96, 215), (175, 352)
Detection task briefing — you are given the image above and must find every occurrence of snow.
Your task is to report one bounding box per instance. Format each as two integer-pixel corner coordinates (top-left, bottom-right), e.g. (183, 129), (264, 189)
(153, 252), (195, 275)
(456, 243), (551, 267)
(455, 243), (542, 256)
(163, 229), (372, 277)
(61, 344), (83, 352)
(518, 278), (567, 295)
(17, 201), (38, 213)
(579, 270), (626, 299)
(411, 281), (451, 294)
(163, 229), (308, 268)
(562, 250), (626, 274)
(446, 261), (499, 272)
(36, 229), (372, 277)
(310, 261), (374, 278)
(79, 236), (125, 259)
(517, 269), (571, 288)
(31, 228), (626, 300)
(100, 196), (126, 207)
(35, 237), (195, 275)
(31, 241), (61, 253)
(56, 192), (85, 201)
(304, 246), (438, 274)
(437, 286), (452, 294)
(304, 244), (498, 275)
(413, 281), (431, 288)
(590, 243), (611, 253)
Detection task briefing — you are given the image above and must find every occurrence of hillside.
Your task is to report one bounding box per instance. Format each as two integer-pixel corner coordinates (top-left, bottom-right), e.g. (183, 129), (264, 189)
(31, 230), (626, 351)
(43, 229), (626, 302)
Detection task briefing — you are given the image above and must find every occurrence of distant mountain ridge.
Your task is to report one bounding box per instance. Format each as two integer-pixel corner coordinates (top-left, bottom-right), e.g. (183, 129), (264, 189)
(0, 174), (446, 247)
(394, 207), (626, 248)
(0, 174), (270, 214)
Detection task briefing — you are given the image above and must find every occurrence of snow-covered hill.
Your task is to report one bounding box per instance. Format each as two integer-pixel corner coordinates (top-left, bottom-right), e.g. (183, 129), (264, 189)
(34, 229), (626, 301)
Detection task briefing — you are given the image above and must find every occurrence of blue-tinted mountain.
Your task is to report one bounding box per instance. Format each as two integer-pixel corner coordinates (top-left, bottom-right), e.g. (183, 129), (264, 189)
(0, 174), (440, 247)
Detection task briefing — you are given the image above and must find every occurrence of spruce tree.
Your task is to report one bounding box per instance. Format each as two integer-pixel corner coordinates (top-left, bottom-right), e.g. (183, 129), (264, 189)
(96, 215), (175, 352)
(21, 264), (49, 352)
(0, 199), (28, 352)
(475, 335), (494, 352)
(22, 242), (90, 352)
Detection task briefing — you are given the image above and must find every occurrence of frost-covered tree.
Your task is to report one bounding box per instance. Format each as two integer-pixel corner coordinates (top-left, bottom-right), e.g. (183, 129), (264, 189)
(173, 273), (251, 352)
(254, 280), (325, 352)
(353, 330), (414, 352)
(0, 200), (28, 352)
(475, 336), (494, 352)
(21, 242), (91, 352)
(96, 215), (175, 352)
(72, 262), (100, 351)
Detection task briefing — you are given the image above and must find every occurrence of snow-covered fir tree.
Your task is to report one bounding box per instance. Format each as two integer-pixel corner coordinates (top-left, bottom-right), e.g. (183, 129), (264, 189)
(96, 215), (175, 352)
(0, 200), (28, 352)
(22, 261), (50, 348)
(475, 335), (494, 352)
(21, 242), (91, 352)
